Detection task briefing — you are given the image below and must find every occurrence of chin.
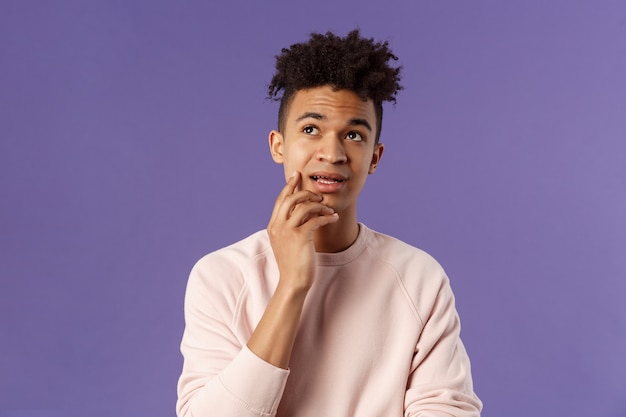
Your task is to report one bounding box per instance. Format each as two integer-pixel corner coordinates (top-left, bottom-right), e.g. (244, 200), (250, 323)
(320, 198), (349, 214)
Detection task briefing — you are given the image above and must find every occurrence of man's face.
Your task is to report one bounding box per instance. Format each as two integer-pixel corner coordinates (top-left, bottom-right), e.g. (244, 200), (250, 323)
(269, 85), (384, 216)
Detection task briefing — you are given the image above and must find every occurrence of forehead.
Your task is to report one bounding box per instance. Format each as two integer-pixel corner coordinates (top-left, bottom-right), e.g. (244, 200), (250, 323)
(285, 86), (376, 124)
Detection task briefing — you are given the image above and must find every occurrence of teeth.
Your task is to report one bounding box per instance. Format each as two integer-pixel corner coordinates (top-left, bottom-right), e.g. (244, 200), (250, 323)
(312, 175), (343, 183)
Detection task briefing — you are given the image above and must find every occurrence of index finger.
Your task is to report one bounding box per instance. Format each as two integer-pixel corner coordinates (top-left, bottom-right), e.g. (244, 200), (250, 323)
(269, 171), (300, 222)
(280, 171), (300, 201)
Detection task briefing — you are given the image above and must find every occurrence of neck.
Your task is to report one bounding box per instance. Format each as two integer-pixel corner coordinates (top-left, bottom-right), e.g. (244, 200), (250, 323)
(313, 212), (359, 253)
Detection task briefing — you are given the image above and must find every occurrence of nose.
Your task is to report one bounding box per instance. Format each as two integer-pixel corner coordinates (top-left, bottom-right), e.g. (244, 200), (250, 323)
(316, 135), (347, 164)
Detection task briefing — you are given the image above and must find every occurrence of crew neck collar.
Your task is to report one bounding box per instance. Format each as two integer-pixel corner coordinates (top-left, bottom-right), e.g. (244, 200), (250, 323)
(315, 223), (370, 266)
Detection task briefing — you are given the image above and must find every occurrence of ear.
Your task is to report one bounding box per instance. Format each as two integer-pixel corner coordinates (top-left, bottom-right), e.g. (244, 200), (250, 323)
(269, 130), (285, 164)
(368, 143), (384, 174)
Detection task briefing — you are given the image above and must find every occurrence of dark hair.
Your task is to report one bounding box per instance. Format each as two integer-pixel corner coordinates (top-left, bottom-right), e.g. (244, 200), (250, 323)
(268, 29), (402, 143)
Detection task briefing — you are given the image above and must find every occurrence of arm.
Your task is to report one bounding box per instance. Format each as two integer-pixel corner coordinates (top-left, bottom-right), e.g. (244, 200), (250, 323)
(176, 172), (338, 417)
(404, 276), (483, 417)
(247, 171), (338, 368)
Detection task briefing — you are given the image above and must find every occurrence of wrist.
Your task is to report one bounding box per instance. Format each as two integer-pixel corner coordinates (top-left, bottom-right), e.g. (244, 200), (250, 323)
(275, 279), (311, 302)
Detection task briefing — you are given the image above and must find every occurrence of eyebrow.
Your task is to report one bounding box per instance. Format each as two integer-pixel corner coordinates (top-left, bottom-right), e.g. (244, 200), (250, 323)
(296, 112), (372, 131)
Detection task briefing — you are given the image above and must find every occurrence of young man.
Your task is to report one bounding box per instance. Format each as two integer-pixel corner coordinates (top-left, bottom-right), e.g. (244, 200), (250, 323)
(176, 30), (482, 417)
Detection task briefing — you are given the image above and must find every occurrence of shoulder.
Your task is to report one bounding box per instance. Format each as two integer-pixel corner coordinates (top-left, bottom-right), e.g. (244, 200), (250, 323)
(185, 230), (274, 310)
(361, 225), (452, 320)
(363, 226), (446, 281)
(193, 230), (273, 275)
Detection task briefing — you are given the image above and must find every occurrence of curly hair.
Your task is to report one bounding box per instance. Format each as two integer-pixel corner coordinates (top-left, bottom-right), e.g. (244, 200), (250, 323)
(268, 29), (403, 143)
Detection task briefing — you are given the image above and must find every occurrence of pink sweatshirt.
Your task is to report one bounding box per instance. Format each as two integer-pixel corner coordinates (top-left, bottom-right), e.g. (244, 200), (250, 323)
(177, 224), (482, 416)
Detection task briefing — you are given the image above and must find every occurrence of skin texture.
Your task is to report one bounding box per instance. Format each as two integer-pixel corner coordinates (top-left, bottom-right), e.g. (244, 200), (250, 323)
(247, 86), (384, 369)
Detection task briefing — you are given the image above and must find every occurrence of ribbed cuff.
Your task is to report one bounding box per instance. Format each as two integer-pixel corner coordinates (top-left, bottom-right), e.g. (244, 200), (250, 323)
(219, 345), (290, 415)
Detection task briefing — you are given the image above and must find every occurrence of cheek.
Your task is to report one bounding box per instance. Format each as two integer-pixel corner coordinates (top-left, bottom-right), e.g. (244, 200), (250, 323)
(283, 144), (311, 168)
(351, 150), (374, 172)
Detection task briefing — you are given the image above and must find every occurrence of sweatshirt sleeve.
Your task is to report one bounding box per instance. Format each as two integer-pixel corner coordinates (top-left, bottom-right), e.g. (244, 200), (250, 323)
(404, 272), (483, 417)
(176, 255), (290, 417)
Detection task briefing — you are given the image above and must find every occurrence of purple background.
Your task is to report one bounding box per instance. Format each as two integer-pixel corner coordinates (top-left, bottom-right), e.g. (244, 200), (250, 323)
(1, 1), (625, 416)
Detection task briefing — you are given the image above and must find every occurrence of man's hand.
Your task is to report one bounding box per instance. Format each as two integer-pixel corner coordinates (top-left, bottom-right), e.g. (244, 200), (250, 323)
(247, 171), (338, 369)
(267, 171), (339, 291)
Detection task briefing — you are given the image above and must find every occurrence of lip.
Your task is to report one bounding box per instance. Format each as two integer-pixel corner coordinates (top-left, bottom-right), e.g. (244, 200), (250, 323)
(308, 171), (348, 193)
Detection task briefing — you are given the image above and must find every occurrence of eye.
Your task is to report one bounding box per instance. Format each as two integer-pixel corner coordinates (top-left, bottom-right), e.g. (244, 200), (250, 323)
(346, 131), (364, 142)
(303, 125), (319, 135)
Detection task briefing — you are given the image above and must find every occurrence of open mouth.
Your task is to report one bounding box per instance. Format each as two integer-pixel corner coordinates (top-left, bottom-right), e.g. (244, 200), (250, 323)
(310, 175), (345, 184)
